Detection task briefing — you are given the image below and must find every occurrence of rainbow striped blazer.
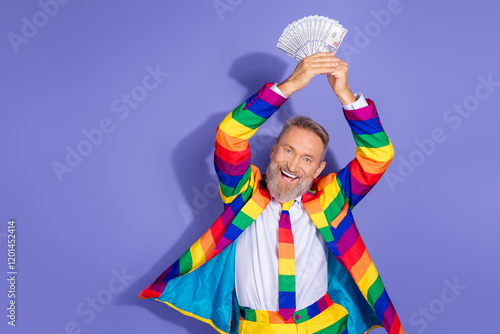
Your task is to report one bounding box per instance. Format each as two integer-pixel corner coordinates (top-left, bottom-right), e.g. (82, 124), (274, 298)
(140, 83), (404, 334)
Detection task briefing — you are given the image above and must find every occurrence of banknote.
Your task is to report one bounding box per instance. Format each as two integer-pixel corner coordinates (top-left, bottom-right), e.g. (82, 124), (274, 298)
(277, 15), (347, 60)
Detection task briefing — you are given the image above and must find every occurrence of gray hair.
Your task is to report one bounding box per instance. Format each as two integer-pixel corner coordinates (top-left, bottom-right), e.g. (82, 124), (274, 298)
(277, 115), (330, 152)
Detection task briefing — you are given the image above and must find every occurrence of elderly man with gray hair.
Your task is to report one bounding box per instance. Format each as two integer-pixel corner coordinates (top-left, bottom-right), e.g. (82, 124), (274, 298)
(140, 53), (404, 334)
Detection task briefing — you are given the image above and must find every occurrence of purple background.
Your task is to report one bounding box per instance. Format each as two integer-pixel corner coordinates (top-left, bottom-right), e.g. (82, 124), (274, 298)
(1, 0), (498, 333)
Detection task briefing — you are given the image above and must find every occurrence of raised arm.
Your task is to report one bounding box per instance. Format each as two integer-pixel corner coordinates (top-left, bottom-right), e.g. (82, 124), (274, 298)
(215, 84), (287, 204)
(279, 53), (393, 208)
(325, 56), (394, 208)
(337, 100), (394, 208)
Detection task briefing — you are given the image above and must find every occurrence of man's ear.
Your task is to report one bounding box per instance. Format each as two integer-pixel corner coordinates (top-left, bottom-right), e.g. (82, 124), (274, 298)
(314, 161), (327, 178)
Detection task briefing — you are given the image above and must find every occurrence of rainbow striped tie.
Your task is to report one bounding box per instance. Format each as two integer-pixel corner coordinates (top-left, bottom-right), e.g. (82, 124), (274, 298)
(278, 200), (296, 320)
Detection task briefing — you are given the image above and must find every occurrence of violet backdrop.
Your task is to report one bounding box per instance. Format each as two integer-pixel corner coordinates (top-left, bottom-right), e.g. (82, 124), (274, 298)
(1, 0), (498, 333)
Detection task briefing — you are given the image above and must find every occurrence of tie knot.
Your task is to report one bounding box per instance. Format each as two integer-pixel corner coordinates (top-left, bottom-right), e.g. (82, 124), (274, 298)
(281, 200), (294, 212)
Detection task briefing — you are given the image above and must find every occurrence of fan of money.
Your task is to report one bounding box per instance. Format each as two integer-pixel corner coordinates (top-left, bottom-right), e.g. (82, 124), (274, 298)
(277, 15), (348, 60)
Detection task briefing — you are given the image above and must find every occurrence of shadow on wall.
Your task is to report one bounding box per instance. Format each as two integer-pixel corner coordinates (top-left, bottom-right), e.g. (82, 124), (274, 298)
(119, 52), (340, 334)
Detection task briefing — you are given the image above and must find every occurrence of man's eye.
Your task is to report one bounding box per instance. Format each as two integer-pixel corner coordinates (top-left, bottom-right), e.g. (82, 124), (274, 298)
(304, 158), (311, 163)
(285, 149), (292, 154)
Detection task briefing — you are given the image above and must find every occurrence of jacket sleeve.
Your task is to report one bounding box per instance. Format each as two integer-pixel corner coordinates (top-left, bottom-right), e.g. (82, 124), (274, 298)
(215, 83), (287, 204)
(336, 99), (394, 209)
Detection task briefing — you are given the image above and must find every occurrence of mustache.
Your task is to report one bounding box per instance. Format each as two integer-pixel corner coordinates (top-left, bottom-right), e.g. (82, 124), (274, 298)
(266, 161), (314, 203)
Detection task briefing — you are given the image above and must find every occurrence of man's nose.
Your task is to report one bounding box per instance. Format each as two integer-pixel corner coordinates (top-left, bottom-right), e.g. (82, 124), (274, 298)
(287, 156), (300, 172)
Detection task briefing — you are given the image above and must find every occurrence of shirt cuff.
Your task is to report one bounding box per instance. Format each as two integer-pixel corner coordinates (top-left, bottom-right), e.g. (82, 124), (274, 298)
(342, 93), (368, 110)
(269, 83), (288, 99)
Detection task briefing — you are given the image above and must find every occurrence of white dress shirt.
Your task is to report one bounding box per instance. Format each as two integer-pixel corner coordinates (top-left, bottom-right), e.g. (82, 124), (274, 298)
(234, 83), (369, 311)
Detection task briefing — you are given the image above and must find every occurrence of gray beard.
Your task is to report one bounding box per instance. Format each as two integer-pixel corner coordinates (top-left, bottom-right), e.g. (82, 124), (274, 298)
(265, 161), (313, 203)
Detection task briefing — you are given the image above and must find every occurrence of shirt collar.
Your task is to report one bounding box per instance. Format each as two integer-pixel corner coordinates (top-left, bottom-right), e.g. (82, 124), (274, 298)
(270, 194), (303, 206)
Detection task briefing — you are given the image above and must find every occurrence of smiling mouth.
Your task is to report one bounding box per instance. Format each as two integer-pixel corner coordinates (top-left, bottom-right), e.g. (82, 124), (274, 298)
(281, 169), (299, 181)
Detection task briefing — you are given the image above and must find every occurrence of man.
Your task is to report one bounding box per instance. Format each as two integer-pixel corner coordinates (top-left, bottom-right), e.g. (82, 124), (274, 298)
(140, 53), (404, 334)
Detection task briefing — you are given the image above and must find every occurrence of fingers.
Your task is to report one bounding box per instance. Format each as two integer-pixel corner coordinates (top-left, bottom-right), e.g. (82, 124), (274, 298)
(306, 52), (338, 59)
(303, 52), (342, 63)
(301, 53), (339, 65)
(300, 53), (345, 75)
(279, 53), (349, 96)
(329, 60), (348, 75)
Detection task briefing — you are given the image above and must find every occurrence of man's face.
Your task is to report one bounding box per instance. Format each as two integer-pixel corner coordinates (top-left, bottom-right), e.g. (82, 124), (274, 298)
(266, 126), (326, 203)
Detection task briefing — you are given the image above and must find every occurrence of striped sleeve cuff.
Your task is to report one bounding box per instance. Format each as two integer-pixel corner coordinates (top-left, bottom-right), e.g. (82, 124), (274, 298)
(258, 83), (288, 107)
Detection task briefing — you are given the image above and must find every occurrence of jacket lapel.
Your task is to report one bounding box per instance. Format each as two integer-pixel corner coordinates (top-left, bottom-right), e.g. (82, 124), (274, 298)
(217, 178), (271, 251)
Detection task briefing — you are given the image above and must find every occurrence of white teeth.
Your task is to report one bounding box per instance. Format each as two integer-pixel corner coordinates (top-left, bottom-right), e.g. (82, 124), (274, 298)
(281, 170), (298, 179)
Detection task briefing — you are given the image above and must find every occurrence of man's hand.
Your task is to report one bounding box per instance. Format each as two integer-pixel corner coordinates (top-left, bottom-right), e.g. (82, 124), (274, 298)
(277, 53), (356, 105)
(326, 57), (356, 105)
(278, 53), (338, 97)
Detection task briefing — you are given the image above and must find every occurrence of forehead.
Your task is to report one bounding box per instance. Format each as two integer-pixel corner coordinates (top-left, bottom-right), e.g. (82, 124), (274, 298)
(278, 126), (325, 157)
